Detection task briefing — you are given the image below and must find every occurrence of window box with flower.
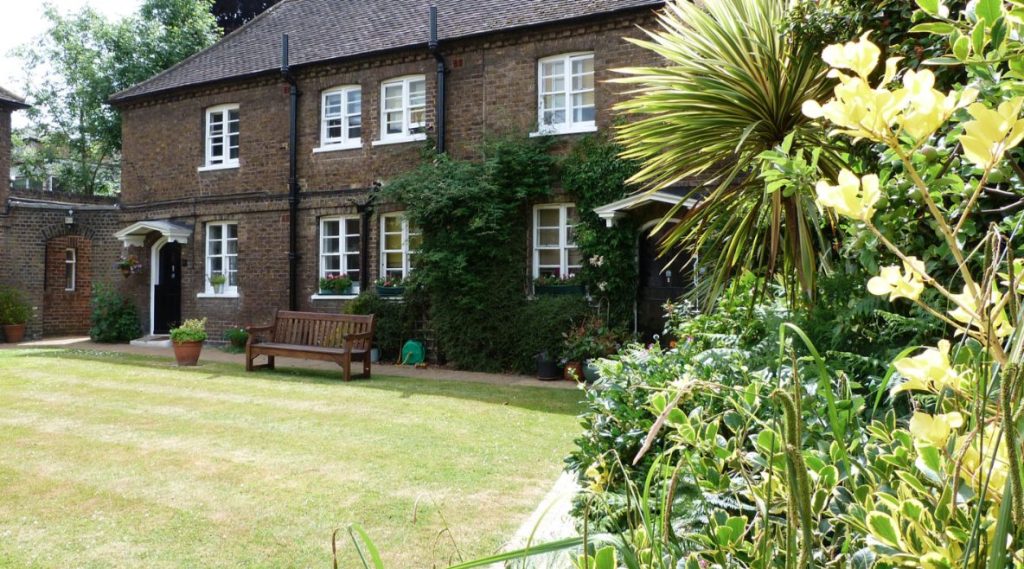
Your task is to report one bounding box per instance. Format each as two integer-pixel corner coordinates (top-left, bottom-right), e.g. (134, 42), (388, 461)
(319, 273), (354, 296)
(375, 276), (405, 297)
(534, 272), (584, 296)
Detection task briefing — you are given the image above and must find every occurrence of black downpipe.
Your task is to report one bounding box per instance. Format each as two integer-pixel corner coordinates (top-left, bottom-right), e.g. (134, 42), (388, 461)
(429, 7), (446, 155)
(282, 34), (300, 311)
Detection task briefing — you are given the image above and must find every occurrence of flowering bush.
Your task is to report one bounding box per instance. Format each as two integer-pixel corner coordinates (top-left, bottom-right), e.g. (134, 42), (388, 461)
(319, 273), (353, 294)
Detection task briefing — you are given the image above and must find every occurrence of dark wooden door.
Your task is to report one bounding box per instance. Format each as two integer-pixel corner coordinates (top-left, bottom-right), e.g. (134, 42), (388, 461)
(637, 232), (693, 344)
(153, 243), (182, 335)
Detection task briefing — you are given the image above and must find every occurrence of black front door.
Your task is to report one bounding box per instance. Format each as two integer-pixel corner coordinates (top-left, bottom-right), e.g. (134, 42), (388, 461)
(637, 231), (693, 344)
(153, 242), (182, 335)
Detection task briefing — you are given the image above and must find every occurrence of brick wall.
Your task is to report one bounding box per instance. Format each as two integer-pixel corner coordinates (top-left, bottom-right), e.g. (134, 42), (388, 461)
(0, 193), (123, 339)
(113, 9), (663, 340)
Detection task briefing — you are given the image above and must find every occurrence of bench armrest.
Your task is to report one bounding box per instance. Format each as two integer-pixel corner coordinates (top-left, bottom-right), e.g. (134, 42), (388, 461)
(343, 331), (374, 349)
(245, 324), (275, 346)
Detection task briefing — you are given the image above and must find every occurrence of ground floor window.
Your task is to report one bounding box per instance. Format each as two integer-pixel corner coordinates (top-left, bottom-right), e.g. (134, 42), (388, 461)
(533, 203), (580, 278)
(320, 216), (361, 294)
(205, 222), (238, 295)
(380, 213), (421, 281)
(64, 248), (76, 291)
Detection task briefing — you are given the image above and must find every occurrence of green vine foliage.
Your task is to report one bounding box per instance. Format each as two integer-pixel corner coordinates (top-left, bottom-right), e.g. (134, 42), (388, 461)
(562, 135), (641, 327)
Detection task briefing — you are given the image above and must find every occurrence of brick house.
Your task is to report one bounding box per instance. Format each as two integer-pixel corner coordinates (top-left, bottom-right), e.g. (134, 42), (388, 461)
(0, 87), (122, 339)
(108, 0), (690, 341)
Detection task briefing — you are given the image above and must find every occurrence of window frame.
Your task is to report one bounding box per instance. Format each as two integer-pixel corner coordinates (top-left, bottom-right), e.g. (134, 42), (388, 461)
(317, 215), (362, 296)
(374, 75), (427, 145)
(201, 103), (240, 170)
(64, 248), (76, 292)
(379, 213), (421, 280)
(203, 221), (239, 296)
(533, 52), (597, 136)
(533, 203), (581, 279)
(317, 85), (362, 151)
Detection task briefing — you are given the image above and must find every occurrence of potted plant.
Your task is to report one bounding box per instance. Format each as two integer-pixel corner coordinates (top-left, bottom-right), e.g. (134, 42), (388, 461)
(170, 317), (207, 366)
(534, 272), (584, 296)
(209, 273), (228, 294)
(375, 276), (405, 297)
(0, 288), (31, 343)
(222, 327), (249, 352)
(319, 273), (354, 295)
(562, 316), (623, 383)
(535, 350), (561, 381)
(117, 255), (142, 278)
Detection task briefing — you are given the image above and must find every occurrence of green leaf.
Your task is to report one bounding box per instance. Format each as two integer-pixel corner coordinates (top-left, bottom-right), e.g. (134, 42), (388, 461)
(725, 516), (747, 545)
(976, 0), (1004, 23)
(915, 445), (943, 481)
(866, 512), (901, 548)
(592, 546), (617, 569)
(915, 0), (941, 15)
(755, 429), (780, 455)
(971, 21), (987, 56)
(909, 22), (956, 34)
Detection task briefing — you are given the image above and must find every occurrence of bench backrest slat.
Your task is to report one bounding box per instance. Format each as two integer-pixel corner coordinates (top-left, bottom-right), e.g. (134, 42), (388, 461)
(269, 311), (375, 350)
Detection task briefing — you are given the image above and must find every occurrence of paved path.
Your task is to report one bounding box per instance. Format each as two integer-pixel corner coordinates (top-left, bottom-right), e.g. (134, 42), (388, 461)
(4, 337), (578, 390)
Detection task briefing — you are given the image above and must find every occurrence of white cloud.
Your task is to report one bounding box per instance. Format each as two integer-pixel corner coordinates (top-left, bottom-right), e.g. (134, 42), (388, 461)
(0, 0), (143, 126)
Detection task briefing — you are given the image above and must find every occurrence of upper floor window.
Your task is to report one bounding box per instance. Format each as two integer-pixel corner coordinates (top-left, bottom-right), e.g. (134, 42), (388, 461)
(205, 222), (238, 296)
(533, 204), (581, 279)
(319, 86), (362, 150)
(375, 76), (426, 145)
(380, 213), (421, 281)
(319, 216), (361, 295)
(202, 104), (240, 170)
(65, 248), (76, 291)
(536, 53), (596, 136)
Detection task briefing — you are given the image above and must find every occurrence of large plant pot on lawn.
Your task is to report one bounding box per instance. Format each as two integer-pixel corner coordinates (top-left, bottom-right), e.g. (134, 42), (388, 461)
(563, 361), (583, 382)
(535, 352), (561, 381)
(2, 324), (25, 344)
(173, 340), (203, 366)
(583, 360), (601, 383)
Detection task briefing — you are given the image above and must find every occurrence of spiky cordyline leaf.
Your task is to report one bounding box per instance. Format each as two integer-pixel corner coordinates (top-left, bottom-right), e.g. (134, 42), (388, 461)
(614, 0), (846, 307)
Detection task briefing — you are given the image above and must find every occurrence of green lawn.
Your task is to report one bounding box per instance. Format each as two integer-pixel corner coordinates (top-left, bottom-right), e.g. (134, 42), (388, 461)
(0, 349), (583, 568)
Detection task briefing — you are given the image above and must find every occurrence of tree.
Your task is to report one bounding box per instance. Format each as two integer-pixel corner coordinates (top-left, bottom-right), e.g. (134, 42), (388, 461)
(614, 0), (842, 306)
(211, 0), (282, 33)
(16, 0), (221, 195)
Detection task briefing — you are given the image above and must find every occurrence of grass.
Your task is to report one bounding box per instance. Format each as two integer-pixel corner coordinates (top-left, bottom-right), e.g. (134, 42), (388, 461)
(0, 349), (583, 568)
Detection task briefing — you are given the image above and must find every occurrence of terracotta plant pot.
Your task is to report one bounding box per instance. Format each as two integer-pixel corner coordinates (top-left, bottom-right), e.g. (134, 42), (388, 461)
(563, 361), (583, 382)
(173, 340), (203, 366)
(120, 267), (132, 278)
(2, 324), (25, 344)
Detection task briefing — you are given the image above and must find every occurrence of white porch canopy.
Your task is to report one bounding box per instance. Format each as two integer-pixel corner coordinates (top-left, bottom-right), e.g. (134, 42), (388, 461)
(593, 190), (698, 228)
(114, 220), (191, 247)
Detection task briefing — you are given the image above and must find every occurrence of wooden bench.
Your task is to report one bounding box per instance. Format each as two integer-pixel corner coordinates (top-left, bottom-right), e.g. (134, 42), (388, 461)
(245, 311), (376, 381)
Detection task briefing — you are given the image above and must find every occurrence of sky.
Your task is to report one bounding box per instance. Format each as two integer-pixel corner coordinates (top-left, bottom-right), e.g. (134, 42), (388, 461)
(0, 0), (143, 127)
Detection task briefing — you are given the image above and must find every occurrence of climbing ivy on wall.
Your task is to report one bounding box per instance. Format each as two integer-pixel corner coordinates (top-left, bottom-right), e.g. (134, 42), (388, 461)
(562, 135), (641, 328)
(381, 134), (640, 372)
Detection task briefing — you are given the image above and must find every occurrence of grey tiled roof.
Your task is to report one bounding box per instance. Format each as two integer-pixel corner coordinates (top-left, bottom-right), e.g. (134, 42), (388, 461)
(0, 86), (29, 109)
(110, 0), (663, 103)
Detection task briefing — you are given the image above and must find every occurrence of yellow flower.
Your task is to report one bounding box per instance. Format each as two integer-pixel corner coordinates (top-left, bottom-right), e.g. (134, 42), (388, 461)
(948, 285), (1015, 338)
(960, 97), (1024, 169)
(867, 257), (926, 302)
(585, 460), (610, 493)
(908, 411), (963, 447)
(960, 434), (1010, 499)
(803, 77), (902, 142)
(898, 71), (977, 142)
(814, 169), (880, 221)
(821, 32), (880, 80)
(892, 340), (960, 394)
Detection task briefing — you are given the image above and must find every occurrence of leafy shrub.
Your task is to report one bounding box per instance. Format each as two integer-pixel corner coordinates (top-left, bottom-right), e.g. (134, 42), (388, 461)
(170, 318), (207, 343)
(345, 288), (424, 362)
(0, 287), (32, 325)
(223, 327), (249, 351)
(510, 295), (590, 373)
(89, 283), (140, 342)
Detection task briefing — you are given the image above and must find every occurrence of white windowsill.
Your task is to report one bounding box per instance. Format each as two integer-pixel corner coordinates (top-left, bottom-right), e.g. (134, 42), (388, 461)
(197, 291), (240, 299)
(529, 123), (598, 138)
(311, 293), (359, 301)
(371, 133), (427, 147)
(313, 142), (362, 153)
(197, 162), (240, 172)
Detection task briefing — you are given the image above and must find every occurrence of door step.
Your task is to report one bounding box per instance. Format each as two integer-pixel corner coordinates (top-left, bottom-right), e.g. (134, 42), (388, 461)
(130, 335), (172, 348)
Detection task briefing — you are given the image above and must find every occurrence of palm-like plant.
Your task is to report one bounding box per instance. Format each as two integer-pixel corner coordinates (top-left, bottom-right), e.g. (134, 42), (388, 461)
(615, 0), (845, 305)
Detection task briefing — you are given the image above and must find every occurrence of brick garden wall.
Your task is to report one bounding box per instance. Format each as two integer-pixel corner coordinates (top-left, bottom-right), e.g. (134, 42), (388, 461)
(114, 9), (663, 340)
